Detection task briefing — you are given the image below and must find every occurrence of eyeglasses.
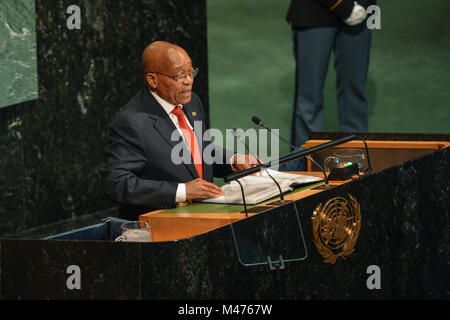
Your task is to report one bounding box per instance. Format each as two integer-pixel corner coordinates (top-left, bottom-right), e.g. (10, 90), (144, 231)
(147, 67), (199, 83)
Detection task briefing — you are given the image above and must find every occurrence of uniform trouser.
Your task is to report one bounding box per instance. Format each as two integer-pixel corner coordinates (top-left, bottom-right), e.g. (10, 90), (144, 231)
(290, 24), (372, 148)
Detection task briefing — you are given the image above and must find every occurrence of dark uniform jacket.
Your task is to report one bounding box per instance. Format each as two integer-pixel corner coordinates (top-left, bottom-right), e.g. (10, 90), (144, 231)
(286, 0), (377, 27)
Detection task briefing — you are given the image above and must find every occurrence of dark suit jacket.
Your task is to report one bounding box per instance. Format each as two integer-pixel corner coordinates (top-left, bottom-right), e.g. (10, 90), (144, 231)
(101, 88), (233, 220)
(286, 0), (377, 27)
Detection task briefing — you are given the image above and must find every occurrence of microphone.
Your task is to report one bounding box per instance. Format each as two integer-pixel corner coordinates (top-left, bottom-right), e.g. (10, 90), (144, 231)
(251, 116), (262, 125)
(232, 128), (291, 205)
(251, 116), (330, 186)
(252, 116), (294, 151)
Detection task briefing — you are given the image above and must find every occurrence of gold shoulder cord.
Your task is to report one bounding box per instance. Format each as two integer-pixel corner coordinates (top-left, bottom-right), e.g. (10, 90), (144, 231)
(329, 0), (343, 11)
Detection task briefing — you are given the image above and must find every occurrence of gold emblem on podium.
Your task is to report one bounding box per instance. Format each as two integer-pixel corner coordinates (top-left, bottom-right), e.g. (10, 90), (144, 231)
(312, 195), (361, 264)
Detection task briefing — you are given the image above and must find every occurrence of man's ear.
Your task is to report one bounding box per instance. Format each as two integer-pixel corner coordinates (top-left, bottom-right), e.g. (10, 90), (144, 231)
(145, 73), (157, 89)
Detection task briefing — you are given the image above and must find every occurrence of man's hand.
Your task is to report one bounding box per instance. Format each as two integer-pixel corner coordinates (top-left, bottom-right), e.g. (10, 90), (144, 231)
(185, 178), (225, 200)
(232, 154), (260, 172)
(344, 1), (367, 26)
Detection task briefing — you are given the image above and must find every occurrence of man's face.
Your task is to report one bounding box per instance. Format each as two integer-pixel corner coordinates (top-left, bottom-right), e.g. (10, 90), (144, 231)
(153, 49), (194, 105)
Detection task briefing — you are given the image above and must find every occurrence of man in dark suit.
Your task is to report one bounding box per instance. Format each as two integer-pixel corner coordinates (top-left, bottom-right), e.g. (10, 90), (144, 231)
(286, 0), (376, 161)
(102, 41), (255, 220)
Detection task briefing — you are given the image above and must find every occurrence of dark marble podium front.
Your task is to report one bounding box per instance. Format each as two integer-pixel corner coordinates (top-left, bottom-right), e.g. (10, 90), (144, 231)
(0, 146), (448, 300)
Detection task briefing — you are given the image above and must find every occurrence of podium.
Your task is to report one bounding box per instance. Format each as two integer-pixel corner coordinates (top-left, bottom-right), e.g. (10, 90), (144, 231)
(0, 134), (448, 299)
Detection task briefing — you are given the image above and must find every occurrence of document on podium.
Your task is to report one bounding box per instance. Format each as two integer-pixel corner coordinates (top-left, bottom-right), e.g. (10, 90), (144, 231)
(201, 169), (323, 205)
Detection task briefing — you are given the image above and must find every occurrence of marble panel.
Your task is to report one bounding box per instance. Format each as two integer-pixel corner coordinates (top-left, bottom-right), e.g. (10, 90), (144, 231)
(0, 0), (38, 109)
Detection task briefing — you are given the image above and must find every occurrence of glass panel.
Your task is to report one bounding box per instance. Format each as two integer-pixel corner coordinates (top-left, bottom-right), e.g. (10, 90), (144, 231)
(230, 202), (308, 267)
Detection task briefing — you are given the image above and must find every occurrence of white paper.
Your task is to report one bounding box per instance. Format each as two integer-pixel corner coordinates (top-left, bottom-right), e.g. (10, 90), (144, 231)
(201, 169), (323, 205)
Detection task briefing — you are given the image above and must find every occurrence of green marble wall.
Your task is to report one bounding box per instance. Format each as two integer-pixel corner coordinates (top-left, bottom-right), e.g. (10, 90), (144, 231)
(0, 0), (38, 109)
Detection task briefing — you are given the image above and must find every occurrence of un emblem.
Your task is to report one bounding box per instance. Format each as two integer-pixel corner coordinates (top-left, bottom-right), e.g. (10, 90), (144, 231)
(312, 195), (361, 264)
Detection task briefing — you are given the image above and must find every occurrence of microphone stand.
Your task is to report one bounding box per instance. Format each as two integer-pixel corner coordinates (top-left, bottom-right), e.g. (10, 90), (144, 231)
(355, 135), (373, 175)
(232, 129), (292, 207)
(252, 117), (331, 187)
(224, 134), (357, 182)
(235, 179), (248, 217)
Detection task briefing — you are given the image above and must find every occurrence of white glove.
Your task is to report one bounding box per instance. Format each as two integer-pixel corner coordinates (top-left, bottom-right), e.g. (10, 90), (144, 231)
(344, 1), (367, 26)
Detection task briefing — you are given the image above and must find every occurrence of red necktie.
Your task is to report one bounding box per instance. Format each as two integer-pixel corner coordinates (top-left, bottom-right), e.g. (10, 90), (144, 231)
(171, 106), (203, 179)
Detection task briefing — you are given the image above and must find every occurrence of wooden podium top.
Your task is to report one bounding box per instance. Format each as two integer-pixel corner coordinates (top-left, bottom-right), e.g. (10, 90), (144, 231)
(303, 140), (450, 149)
(302, 139), (450, 172)
(139, 172), (347, 242)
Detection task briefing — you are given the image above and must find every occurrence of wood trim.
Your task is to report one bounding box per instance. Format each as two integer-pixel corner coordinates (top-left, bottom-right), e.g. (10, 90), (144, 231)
(303, 140), (450, 150)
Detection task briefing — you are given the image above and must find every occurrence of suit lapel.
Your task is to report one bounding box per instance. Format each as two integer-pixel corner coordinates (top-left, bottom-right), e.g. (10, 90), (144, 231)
(142, 89), (199, 179)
